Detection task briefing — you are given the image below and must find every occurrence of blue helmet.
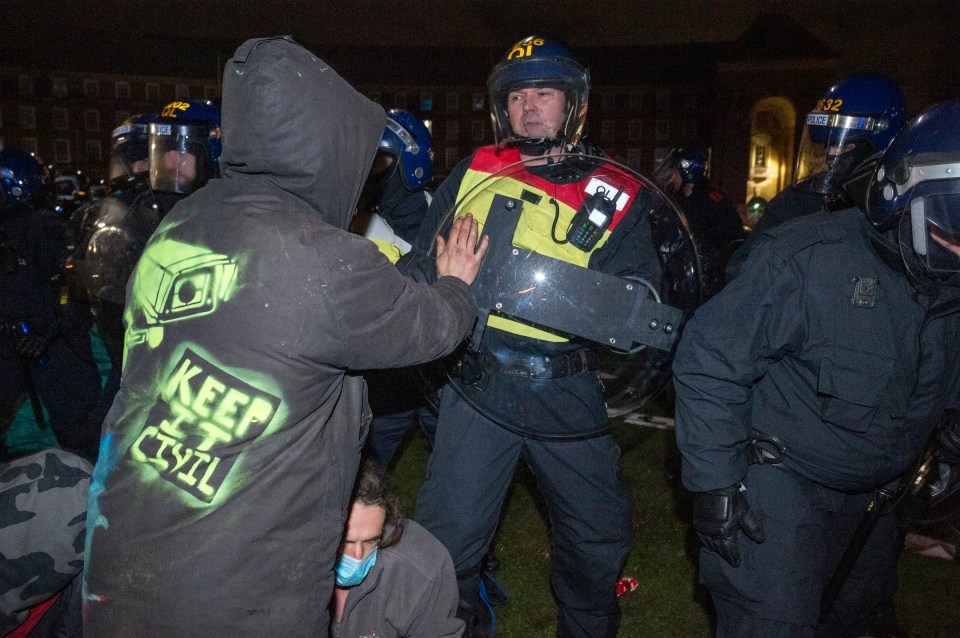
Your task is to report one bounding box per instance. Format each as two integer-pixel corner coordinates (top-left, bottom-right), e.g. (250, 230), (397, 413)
(380, 109), (433, 191)
(487, 36), (590, 150)
(149, 99), (221, 195)
(795, 73), (906, 195)
(109, 112), (158, 189)
(866, 99), (960, 278)
(0, 150), (48, 207)
(675, 148), (707, 184)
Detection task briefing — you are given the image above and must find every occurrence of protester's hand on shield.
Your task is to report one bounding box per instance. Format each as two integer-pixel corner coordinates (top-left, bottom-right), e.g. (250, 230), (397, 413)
(435, 213), (488, 285)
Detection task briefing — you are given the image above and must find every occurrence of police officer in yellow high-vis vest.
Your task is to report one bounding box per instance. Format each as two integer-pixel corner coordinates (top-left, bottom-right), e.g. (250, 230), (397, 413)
(406, 36), (669, 638)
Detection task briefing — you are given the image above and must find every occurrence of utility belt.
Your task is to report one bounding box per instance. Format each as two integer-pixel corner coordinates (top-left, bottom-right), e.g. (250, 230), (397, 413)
(746, 433), (787, 465)
(459, 347), (600, 387)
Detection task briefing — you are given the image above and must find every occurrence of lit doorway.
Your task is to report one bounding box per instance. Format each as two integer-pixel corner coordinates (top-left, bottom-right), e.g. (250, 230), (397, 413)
(746, 97), (796, 205)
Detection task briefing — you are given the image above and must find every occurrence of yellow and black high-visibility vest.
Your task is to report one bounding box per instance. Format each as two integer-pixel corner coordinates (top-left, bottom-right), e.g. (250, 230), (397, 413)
(457, 145), (640, 341)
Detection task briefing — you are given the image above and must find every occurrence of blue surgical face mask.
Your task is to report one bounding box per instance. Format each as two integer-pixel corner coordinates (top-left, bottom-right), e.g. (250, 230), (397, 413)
(334, 547), (378, 587)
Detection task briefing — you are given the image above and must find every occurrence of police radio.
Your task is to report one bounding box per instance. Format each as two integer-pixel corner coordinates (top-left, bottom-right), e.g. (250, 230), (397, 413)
(566, 186), (623, 251)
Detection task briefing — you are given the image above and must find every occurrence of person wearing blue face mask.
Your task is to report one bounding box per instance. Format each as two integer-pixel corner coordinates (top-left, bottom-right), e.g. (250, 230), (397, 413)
(330, 460), (464, 638)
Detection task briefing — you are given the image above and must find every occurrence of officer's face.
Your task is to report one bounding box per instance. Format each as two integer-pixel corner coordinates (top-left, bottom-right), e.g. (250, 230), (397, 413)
(131, 158), (150, 176)
(162, 150), (197, 186)
(931, 230), (960, 258)
(338, 503), (386, 560)
(507, 87), (568, 140)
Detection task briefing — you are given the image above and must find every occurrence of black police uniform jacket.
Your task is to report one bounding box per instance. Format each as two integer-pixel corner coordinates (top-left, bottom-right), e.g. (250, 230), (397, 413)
(83, 37), (477, 637)
(674, 209), (960, 493)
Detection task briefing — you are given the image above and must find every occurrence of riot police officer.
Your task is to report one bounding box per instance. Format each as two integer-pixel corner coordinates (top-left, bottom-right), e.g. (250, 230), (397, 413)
(727, 73), (906, 278)
(84, 100), (220, 423)
(356, 109), (443, 468)
(410, 36), (665, 638)
(0, 151), (101, 460)
(673, 100), (960, 637)
(656, 147), (744, 300)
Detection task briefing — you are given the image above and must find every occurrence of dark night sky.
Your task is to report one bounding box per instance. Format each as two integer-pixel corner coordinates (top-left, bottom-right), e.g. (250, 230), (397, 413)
(2, 0), (958, 99)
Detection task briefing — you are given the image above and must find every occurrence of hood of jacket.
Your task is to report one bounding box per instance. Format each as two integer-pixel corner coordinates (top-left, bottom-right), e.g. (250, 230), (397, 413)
(219, 36), (385, 229)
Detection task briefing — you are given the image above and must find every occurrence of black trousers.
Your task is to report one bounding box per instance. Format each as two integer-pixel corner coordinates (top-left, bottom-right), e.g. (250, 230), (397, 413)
(416, 388), (632, 638)
(701, 463), (902, 638)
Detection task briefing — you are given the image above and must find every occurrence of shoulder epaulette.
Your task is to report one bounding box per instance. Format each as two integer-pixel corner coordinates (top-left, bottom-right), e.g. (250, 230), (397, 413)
(759, 214), (845, 259)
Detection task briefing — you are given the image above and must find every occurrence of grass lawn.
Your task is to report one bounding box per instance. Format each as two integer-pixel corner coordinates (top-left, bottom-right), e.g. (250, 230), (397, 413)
(4, 392), (958, 636)
(389, 415), (960, 637)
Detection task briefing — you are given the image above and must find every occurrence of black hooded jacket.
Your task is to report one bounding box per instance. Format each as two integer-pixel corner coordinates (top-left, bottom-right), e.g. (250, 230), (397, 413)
(84, 37), (477, 636)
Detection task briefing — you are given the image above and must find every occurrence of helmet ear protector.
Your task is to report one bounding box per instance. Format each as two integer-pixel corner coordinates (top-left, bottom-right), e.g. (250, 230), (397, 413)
(379, 109), (433, 191)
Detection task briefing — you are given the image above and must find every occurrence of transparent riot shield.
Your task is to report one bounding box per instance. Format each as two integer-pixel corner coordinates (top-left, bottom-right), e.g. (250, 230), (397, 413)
(85, 196), (149, 307)
(428, 153), (701, 437)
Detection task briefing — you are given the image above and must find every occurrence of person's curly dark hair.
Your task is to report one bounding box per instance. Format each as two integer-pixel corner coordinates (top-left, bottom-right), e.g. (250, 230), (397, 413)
(351, 458), (405, 549)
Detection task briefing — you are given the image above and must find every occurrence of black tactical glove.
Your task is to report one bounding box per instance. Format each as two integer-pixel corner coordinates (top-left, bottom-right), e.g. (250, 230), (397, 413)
(692, 483), (765, 567)
(12, 322), (53, 359)
(927, 410), (960, 519)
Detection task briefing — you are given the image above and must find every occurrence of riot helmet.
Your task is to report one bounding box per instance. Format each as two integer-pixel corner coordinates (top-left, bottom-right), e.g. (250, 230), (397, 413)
(487, 36), (590, 155)
(149, 99), (221, 195)
(379, 109), (433, 191)
(109, 112), (157, 190)
(866, 99), (960, 280)
(0, 150), (48, 208)
(655, 147), (707, 193)
(794, 73), (906, 197)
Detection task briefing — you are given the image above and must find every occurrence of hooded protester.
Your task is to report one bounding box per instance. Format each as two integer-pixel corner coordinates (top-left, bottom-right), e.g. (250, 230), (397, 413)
(83, 36), (485, 637)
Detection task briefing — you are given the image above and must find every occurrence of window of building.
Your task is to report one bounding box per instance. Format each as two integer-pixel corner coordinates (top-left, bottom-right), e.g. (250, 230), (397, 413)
(446, 92), (460, 113)
(204, 85), (219, 100)
(84, 109), (101, 132)
(19, 76), (35, 97)
(54, 139), (72, 163)
(115, 81), (130, 99)
(601, 92), (616, 113)
(86, 140), (103, 163)
(21, 138), (38, 155)
(628, 91), (642, 112)
(471, 93), (485, 112)
(653, 146), (671, 167)
(445, 120), (459, 142)
(601, 119), (616, 142)
(444, 147), (459, 170)
(52, 78), (69, 98)
(628, 119), (642, 141)
(52, 108), (69, 130)
(19, 106), (36, 130)
(175, 84), (190, 100)
(471, 119), (485, 142)
(755, 144), (768, 168)
(394, 92), (408, 109)
(420, 93), (434, 112)
(655, 119), (670, 142)
(146, 83), (160, 101)
(84, 79), (99, 99)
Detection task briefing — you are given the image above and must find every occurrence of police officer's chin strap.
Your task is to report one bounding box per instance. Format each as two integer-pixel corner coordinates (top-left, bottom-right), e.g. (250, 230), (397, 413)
(515, 136), (567, 157)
